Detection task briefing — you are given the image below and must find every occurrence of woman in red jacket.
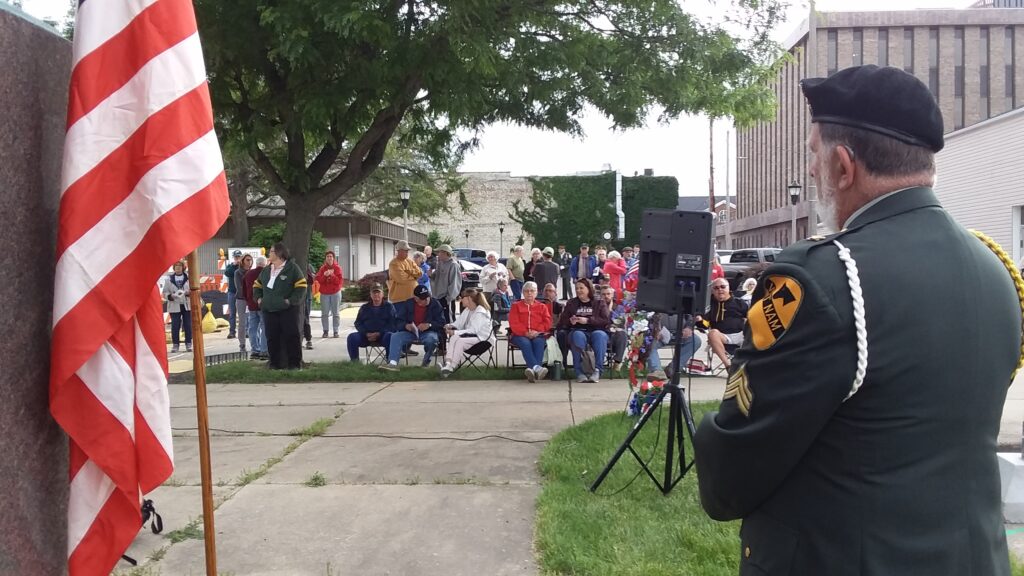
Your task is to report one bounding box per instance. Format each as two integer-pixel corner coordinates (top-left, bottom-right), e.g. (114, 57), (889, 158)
(509, 281), (552, 382)
(602, 250), (628, 304)
(315, 251), (344, 337)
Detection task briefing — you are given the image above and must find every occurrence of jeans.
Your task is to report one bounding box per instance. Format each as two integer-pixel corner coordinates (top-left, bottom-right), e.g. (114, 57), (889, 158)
(320, 292), (341, 334)
(510, 280), (523, 301)
(226, 291), (237, 335)
(510, 335), (546, 369)
(347, 331), (391, 361)
(247, 310), (267, 354)
(569, 329), (608, 377)
(170, 309), (192, 347)
(387, 330), (439, 364)
(236, 300), (248, 350)
(648, 333), (703, 371)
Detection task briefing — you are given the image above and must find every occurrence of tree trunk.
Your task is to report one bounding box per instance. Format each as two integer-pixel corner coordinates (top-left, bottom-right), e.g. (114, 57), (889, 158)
(284, 196), (317, 275)
(227, 163), (252, 245)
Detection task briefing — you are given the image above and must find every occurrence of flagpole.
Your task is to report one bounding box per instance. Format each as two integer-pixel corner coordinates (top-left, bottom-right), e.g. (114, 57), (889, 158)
(186, 250), (218, 576)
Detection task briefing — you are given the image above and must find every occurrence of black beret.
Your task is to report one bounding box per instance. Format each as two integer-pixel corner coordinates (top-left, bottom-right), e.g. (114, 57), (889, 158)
(801, 65), (944, 152)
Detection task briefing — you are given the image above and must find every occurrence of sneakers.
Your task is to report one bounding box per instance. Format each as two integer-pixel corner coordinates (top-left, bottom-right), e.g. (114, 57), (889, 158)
(440, 363), (454, 378)
(379, 362), (399, 372)
(322, 331), (329, 338)
(589, 373), (600, 384)
(171, 346), (180, 353)
(305, 340), (314, 350)
(249, 352), (260, 360)
(185, 344), (192, 352)
(576, 375), (588, 383)
(647, 369), (668, 381)
(421, 358), (433, 368)
(227, 333), (236, 339)
(333, 332), (340, 338)
(406, 349), (420, 357)
(525, 368), (536, 383)
(535, 366), (549, 380)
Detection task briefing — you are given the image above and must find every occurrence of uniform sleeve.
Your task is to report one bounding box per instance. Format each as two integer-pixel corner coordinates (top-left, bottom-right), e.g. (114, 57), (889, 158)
(253, 269), (265, 302)
(288, 263), (308, 303)
(693, 261), (857, 521)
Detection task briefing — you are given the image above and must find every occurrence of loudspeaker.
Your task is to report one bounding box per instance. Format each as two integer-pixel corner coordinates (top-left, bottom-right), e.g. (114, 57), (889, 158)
(637, 210), (714, 314)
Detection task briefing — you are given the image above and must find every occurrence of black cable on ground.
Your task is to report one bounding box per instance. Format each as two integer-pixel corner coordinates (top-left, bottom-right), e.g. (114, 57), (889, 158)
(170, 428), (546, 444)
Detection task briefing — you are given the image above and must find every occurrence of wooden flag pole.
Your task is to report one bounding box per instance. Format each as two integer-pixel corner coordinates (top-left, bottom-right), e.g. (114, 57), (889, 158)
(186, 251), (218, 576)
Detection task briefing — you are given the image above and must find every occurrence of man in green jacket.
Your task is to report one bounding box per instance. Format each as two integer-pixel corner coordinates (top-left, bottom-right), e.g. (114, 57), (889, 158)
(253, 242), (307, 369)
(693, 65), (1023, 575)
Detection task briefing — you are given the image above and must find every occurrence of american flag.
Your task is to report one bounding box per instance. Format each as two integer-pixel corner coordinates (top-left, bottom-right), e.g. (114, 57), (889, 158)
(50, 0), (229, 573)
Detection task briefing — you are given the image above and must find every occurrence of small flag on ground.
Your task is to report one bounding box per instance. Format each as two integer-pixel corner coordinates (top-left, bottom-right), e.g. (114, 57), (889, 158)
(50, 0), (229, 573)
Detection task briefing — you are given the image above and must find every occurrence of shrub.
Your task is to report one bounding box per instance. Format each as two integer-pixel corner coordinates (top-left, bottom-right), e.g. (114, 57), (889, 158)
(342, 286), (366, 302)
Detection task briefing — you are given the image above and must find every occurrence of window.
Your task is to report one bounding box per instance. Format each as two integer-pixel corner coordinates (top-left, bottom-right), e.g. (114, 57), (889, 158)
(828, 30), (838, 76)
(853, 29), (863, 66)
(929, 28), (939, 98)
(878, 29), (889, 67)
(370, 236), (377, 266)
(981, 27), (990, 119)
(729, 250), (761, 263)
(904, 28), (914, 73)
(954, 27), (965, 129)
(1008, 27), (1017, 110)
(718, 209), (728, 221)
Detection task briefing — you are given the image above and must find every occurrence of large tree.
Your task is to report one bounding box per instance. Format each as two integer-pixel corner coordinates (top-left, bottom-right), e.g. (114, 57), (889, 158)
(196, 0), (784, 269)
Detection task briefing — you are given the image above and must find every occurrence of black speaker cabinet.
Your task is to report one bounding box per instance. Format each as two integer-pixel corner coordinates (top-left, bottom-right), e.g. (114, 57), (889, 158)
(637, 210), (714, 314)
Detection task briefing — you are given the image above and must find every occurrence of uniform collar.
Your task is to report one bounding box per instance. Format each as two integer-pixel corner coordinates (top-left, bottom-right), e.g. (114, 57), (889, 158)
(844, 186), (941, 231)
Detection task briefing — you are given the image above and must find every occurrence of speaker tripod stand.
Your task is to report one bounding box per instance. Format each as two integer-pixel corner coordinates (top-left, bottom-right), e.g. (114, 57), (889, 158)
(589, 311), (699, 495)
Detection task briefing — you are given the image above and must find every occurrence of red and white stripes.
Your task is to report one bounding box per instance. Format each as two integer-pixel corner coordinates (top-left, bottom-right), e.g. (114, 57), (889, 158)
(51, 0), (229, 573)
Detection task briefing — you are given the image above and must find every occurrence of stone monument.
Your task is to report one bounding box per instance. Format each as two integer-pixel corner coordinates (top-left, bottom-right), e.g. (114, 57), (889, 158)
(0, 5), (72, 575)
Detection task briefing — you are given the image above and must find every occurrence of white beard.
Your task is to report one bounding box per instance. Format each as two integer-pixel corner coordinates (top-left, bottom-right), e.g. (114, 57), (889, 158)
(817, 175), (840, 233)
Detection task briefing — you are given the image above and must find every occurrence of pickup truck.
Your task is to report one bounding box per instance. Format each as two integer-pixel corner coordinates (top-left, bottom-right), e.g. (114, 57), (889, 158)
(722, 247), (782, 290)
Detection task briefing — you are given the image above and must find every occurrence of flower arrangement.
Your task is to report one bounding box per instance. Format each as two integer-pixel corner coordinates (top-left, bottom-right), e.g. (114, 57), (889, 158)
(613, 292), (667, 416)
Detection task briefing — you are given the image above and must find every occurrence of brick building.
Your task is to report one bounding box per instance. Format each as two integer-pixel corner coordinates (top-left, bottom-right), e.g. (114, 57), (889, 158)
(727, 6), (1024, 248)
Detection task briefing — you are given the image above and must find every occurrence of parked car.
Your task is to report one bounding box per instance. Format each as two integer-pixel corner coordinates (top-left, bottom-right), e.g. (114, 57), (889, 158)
(454, 248), (488, 267)
(459, 260), (482, 290)
(716, 249), (735, 264)
(722, 248), (782, 290)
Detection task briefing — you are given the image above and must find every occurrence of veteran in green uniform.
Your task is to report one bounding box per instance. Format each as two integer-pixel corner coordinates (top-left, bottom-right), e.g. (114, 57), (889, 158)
(693, 65), (1024, 576)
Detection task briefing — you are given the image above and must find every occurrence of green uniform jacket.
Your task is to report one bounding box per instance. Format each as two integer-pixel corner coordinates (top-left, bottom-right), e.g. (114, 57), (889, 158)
(252, 259), (307, 313)
(694, 187), (1021, 576)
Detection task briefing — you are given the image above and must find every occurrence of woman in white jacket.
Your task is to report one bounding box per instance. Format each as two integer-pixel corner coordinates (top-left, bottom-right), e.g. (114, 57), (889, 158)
(441, 288), (494, 376)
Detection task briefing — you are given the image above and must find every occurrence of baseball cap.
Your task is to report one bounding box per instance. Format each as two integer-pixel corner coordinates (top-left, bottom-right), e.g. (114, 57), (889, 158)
(542, 247), (554, 256)
(232, 249), (243, 257)
(370, 284), (384, 293)
(413, 285), (431, 299)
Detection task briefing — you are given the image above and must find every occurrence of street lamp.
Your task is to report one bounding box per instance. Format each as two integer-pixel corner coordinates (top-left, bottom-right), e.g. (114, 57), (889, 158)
(464, 228), (470, 247)
(788, 180), (802, 245)
(399, 186), (411, 243)
(499, 222), (505, 255)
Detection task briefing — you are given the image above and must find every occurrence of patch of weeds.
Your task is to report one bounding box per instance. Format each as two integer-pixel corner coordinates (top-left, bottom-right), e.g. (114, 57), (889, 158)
(403, 476), (422, 485)
(161, 476), (185, 487)
(305, 471), (327, 487)
(166, 518), (204, 544)
(431, 477), (490, 486)
(290, 417), (334, 438)
(113, 566), (161, 576)
(147, 546), (168, 562)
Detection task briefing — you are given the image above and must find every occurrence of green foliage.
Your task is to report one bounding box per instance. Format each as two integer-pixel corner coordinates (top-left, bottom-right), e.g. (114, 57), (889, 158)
(512, 174), (677, 249)
(248, 223), (328, 270)
(537, 404), (740, 576)
(426, 230), (455, 249)
(202, 361), (515, 383)
(304, 471), (327, 488)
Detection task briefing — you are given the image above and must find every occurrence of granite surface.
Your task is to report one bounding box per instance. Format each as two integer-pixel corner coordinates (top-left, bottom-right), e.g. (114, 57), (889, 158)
(0, 9), (72, 576)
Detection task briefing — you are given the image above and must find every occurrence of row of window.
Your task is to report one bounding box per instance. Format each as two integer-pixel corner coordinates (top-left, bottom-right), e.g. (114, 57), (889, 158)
(827, 26), (1017, 128)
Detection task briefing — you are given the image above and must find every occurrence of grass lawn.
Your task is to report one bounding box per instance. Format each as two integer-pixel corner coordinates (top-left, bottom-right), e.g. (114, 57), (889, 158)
(536, 403), (1024, 576)
(199, 360), (520, 383)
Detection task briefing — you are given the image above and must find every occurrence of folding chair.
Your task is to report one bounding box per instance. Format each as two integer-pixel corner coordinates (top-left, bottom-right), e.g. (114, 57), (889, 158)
(362, 343), (388, 365)
(450, 324), (498, 376)
(506, 336), (529, 371)
(403, 335), (443, 367)
(706, 342), (740, 376)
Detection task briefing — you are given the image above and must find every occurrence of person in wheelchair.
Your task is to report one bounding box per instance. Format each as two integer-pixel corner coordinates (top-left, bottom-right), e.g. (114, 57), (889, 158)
(696, 278), (748, 370)
(557, 278), (610, 383)
(346, 284), (395, 363)
(440, 288), (495, 377)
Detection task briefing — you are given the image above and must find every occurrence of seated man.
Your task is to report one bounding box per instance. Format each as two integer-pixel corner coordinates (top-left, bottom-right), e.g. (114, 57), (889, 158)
(646, 313), (703, 380)
(600, 284), (628, 371)
(696, 278), (748, 369)
(380, 285), (445, 371)
(346, 284), (394, 363)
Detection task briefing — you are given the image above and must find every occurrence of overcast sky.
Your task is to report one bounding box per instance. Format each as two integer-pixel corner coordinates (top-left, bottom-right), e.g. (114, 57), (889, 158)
(19, 0), (973, 197)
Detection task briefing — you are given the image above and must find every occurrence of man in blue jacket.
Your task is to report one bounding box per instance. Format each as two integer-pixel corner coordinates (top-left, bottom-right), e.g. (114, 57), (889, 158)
(568, 243), (597, 284)
(380, 285), (446, 371)
(346, 284), (395, 362)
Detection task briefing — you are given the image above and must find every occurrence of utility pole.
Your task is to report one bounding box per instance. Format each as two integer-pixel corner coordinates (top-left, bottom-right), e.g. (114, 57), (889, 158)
(708, 117), (716, 218)
(725, 130), (732, 249)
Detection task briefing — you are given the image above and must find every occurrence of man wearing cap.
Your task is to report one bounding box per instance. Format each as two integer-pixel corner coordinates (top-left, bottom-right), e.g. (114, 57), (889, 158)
(387, 241), (423, 304)
(347, 285), (395, 363)
(379, 284), (446, 370)
(431, 244), (462, 323)
(532, 247), (560, 296)
(693, 65), (1023, 575)
(224, 249), (243, 338)
(569, 244), (596, 286)
(557, 245), (573, 300)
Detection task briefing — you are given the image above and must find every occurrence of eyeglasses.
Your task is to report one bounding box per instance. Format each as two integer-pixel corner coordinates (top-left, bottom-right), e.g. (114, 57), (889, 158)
(712, 285), (729, 290)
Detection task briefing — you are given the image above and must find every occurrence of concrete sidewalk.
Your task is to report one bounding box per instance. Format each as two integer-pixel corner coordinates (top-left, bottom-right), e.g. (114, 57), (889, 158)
(121, 375), (731, 575)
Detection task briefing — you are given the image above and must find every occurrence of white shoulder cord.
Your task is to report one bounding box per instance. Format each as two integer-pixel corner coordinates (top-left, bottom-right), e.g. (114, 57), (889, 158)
(833, 240), (869, 401)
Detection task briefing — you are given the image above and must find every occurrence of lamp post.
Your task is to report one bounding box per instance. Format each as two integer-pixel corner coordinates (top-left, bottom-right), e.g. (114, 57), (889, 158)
(464, 228), (470, 248)
(399, 186), (411, 243)
(499, 222), (505, 255)
(788, 180), (802, 245)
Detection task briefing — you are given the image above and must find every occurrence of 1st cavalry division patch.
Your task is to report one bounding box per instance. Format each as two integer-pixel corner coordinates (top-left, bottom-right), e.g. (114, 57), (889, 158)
(748, 275), (804, 350)
(724, 365), (753, 417)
